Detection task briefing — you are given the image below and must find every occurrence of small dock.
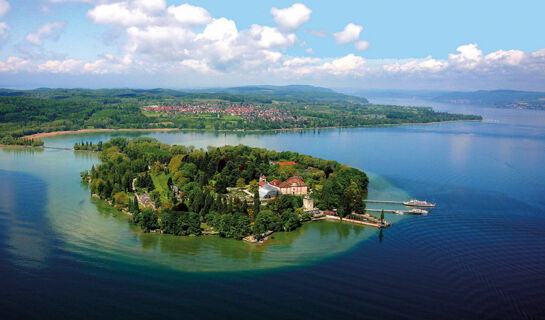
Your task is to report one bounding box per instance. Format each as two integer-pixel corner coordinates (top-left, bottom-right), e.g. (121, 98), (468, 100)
(365, 208), (428, 215)
(324, 215), (390, 228)
(363, 200), (405, 204)
(364, 199), (436, 209)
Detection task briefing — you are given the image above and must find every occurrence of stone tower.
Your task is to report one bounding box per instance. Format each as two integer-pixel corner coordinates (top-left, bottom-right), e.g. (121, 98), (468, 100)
(303, 196), (314, 210)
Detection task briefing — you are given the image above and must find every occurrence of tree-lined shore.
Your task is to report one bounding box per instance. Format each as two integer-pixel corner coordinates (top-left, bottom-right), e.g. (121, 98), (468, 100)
(1, 87), (482, 140)
(81, 137), (369, 240)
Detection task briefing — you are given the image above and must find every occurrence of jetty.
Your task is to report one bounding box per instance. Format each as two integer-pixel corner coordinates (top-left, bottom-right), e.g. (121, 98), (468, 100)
(366, 208), (429, 215)
(364, 199), (436, 208)
(364, 200), (405, 204)
(315, 211), (391, 228)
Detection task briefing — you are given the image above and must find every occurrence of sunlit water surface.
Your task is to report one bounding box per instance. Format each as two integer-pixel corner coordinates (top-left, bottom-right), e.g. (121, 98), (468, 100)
(1, 100), (544, 319)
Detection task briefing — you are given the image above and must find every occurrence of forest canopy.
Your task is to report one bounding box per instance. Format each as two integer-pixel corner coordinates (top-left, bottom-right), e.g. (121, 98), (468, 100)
(82, 137), (369, 240)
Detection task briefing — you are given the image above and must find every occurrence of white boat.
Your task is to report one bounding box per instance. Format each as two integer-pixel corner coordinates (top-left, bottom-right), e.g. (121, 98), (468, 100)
(407, 208), (429, 215)
(403, 199), (436, 207)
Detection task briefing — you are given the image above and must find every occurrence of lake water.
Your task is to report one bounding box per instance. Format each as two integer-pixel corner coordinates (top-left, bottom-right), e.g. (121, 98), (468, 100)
(1, 99), (544, 319)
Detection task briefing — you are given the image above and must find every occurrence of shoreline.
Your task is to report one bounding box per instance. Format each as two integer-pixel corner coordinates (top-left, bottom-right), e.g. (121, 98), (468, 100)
(23, 128), (179, 139)
(21, 119), (482, 139)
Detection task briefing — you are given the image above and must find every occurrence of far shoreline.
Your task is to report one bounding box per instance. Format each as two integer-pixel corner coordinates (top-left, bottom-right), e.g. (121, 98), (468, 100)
(21, 119), (482, 139)
(23, 128), (179, 139)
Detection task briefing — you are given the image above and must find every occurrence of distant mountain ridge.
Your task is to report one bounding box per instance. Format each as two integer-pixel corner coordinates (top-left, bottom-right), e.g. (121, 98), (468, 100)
(0, 85), (368, 104)
(432, 90), (545, 109)
(340, 88), (545, 110)
(187, 85), (368, 104)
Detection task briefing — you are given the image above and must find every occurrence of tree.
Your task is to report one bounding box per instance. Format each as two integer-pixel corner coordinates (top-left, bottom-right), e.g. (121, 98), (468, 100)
(151, 162), (162, 175)
(281, 210), (301, 231)
(337, 189), (353, 221)
(253, 191), (261, 215)
(113, 191), (129, 209)
(236, 177), (246, 188)
(233, 213), (252, 239)
(139, 208), (159, 231)
(129, 196), (140, 213)
(353, 191), (366, 214)
(248, 179), (259, 194)
(161, 210), (202, 236)
(215, 174), (228, 193)
(380, 210), (385, 223)
(150, 190), (161, 206)
(253, 210), (282, 236)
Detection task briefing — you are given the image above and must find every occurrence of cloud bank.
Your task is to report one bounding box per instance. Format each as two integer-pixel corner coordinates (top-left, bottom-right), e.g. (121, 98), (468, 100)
(0, 1), (544, 90)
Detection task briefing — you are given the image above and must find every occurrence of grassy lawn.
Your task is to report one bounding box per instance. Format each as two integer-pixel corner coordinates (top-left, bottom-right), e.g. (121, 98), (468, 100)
(151, 172), (171, 203)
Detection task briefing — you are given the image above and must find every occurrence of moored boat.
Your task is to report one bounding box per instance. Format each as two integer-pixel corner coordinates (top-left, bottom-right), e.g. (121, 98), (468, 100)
(407, 208), (429, 215)
(403, 199), (436, 207)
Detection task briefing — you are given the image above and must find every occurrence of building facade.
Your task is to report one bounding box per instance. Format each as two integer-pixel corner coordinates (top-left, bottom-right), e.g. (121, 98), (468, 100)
(279, 177), (308, 195)
(257, 176), (308, 199)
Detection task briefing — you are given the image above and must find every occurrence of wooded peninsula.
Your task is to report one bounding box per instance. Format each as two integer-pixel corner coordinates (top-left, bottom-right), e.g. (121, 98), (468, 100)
(80, 137), (370, 241)
(0, 86), (482, 141)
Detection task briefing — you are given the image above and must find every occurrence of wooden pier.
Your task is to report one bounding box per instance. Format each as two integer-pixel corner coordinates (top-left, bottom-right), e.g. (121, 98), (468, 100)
(363, 200), (405, 204)
(324, 215), (390, 228)
(365, 208), (427, 215)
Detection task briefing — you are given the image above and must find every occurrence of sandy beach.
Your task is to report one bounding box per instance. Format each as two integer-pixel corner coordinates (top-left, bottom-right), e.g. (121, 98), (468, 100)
(23, 128), (179, 139)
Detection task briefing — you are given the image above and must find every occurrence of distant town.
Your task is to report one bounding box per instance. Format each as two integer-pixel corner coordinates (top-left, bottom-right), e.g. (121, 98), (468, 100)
(143, 103), (304, 123)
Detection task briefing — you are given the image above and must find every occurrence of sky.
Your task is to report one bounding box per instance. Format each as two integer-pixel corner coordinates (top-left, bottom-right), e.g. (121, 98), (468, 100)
(0, 0), (544, 90)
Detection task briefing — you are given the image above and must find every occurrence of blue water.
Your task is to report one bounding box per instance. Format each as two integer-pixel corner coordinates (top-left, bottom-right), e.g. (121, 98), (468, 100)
(1, 100), (545, 319)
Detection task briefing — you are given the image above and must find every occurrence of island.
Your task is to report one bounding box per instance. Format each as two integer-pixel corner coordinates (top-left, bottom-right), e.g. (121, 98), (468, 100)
(80, 137), (379, 241)
(0, 86), (482, 142)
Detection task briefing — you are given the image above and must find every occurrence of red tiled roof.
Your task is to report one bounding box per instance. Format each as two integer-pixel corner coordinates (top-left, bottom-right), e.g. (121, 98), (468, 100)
(279, 176), (307, 188)
(272, 161), (296, 166)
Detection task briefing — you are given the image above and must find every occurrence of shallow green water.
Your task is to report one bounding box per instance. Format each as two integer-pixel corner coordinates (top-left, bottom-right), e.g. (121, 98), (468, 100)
(3, 105), (545, 318)
(0, 144), (408, 272)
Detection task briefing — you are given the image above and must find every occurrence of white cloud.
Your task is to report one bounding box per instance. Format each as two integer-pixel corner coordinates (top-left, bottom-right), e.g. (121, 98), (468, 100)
(271, 3), (311, 32)
(247, 24), (296, 49)
(167, 3), (211, 27)
(448, 43), (483, 69)
(0, 56), (29, 72)
(0, 0), (10, 18)
(354, 40), (369, 51)
(133, 0), (165, 13)
(83, 54), (134, 74)
(38, 59), (84, 73)
(196, 18), (237, 41)
(283, 57), (322, 67)
(125, 25), (195, 60)
(87, 1), (163, 27)
(180, 59), (214, 74)
(319, 53), (365, 75)
(2, 0), (545, 91)
(25, 21), (66, 45)
(384, 57), (447, 74)
(484, 49), (525, 67)
(333, 23), (363, 44)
